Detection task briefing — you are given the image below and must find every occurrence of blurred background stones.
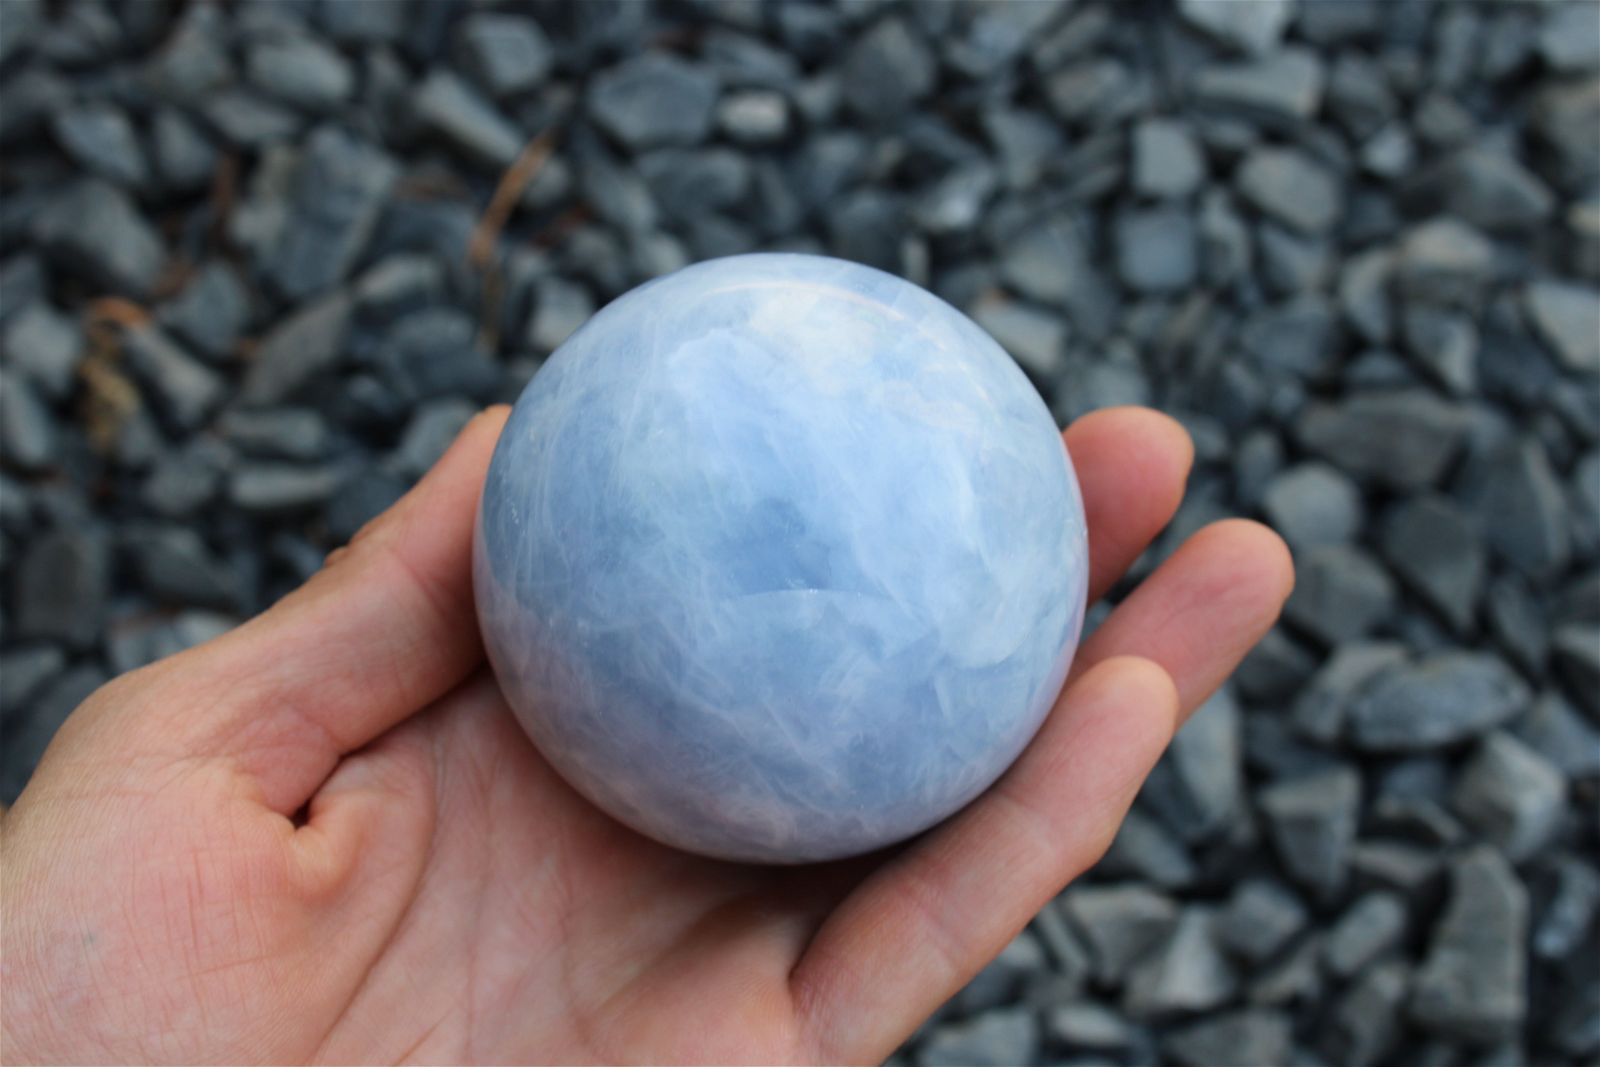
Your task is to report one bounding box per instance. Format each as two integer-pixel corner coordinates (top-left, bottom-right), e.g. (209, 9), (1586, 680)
(0, 0), (1596, 1064)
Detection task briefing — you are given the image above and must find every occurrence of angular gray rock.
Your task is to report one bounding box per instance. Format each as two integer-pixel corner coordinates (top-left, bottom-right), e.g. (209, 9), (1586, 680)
(1234, 626), (1318, 704)
(528, 277), (596, 354)
(1524, 280), (1600, 374)
(1236, 146), (1343, 234)
(2, 302), (81, 400)
(1062, 884), (1179, 986)
(325, 466), (409, 545)
(1027, 897), (1092, 987)
(1397, 217), (1496, 306)
(1552, 623), (1600, 718)
(1405, 147), (1555, 232)
(374, 307), (497, 405)
(701, 27), (800, 89)
(1115, 206), (1198, 292)
(241, 292), (352, 405)
(1349, 652), (1532, 752)
(0, 256), (46, 328)
(1239, 295), (1340, 381)
(1257, 221), (1333, 294)
(951, 931), (1048, 1016)
(717, 89), (790, 145)
(202, 89), (303, 148)
(121, 325), (225, 433)
(1324, 891), (1408, 979)
(1177, 0), (1293, 54)
(316, 0), (406, 43)
(161, 262), (249, 362)
(150, 108), (219, 192)
(140, 438), (232, 518)
(246, 33), (355, 113)
(1540, 0), (1600, 72)
(229, 464), (344, 515)
(1041, 1000), (1139, 1054)
(1198, 189), (1253, 286)
(1360, 123), (1415, 179)
(1326, 51), (1396, 139)
(1379, 495), (1486, 633)
(1410, 847), (1528, 1040)
(1290, 642), (1407, 745)
(216, 408), (329, 462)
(841, 17), (936, 123)
(1348, 839), (1444, 898)
(142, 2), (232, 99)
(1124, 908), (1237, 1018)
(1216, 878), (1308, 963)
(353, 255), (448, 323)
(911, 163), (998, 236)
(638, 147), (753, 223)
(1284, 544), (1397, 647)
(997, 217), (1115, 339)
(917, 1007), (1038, 1067)
(981, 107), (1061, 191)
(34, 179), (166, 299)
(1399, 306), (1478, 396)
(14, 527), (110, 649)
(1246, 933), (1323, 1008)
(51, 103), (148, 188)
(265, 125), (398, 301)
(1193, 48), (1325, 121)
(0, 644), (66, 713)
(1296, 391), (1469, 490)
(1261, 462), (1363, 551)
(1131, 117), (1205, 198)
(1534, 855), (1600, 961)
(1324, 960), (1409, 1067)
(413, 70), (526, 168)
(1043, 58), (1138, 127)
(589, 53), (720, 149)
(971, 299), (1066, 377)
(121, 524), (246, 611)
(453, 13), (553, 99)
(1513, 689), (1600, 780)
(1463, 437), (1571, 578)
(1098, 808), (1199, 890)
(1451, 732), (1566, 862)
(1165, 1008), (1293, 1067)
(1258, 766), (1361, 900)
(1141, 686), (1243, 843)
(1533, 76), (1600, 190)
(0, 372), (57, 472)
(392, 399), (477, 478)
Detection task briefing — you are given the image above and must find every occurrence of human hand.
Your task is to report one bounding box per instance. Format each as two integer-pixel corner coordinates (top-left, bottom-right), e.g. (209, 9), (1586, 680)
(1, 404), (1292, 1065)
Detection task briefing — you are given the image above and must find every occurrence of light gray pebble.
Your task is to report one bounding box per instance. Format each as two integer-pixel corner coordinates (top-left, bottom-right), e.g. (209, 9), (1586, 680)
(1411, 847), (1528, 1041)
(1324, 891), (1408, 979)
(453, 13), (553, 99)
(1349, 652), (1531, 752)
(1217, 878), (1308, 963)
(1258, 766), (1361, 901)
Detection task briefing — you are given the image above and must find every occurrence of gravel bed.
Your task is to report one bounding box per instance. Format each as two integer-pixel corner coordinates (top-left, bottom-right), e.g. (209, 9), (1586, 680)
(1, 1), (1596, 1064)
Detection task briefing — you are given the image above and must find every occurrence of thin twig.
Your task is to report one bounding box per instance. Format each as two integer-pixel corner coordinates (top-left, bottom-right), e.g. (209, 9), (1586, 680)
(469, 129), (556, 271)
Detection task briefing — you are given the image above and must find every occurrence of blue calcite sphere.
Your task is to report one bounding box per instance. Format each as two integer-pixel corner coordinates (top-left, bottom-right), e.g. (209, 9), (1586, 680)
(474, 253), (1088, 863)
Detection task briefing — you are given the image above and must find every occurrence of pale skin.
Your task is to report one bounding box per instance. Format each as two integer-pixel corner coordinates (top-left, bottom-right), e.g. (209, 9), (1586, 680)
(0, 405), (1293, 1065)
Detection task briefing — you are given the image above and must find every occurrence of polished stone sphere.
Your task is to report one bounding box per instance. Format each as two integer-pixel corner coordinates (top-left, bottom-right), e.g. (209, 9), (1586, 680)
(474, 253), (1088, 863)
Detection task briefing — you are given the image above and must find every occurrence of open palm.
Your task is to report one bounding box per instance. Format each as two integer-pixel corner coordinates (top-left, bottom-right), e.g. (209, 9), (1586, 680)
(1, 406), (1291, 1065)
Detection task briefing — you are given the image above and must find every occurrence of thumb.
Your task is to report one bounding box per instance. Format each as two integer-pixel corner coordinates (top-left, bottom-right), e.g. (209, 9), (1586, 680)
(61, 405), (512, 815)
